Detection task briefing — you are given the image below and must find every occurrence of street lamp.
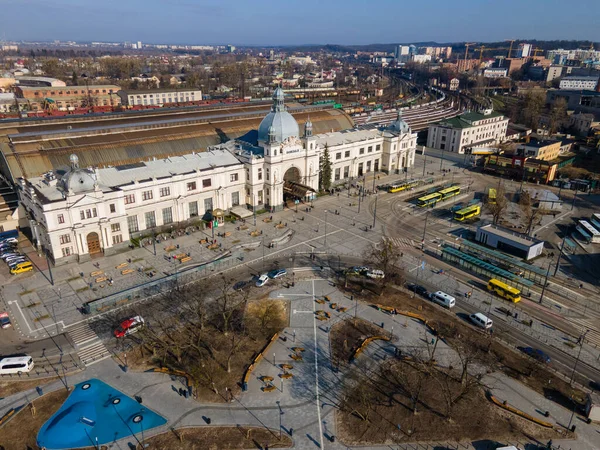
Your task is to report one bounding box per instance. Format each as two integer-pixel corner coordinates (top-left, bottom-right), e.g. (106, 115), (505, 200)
(421, 209), (431, 250)
(538, 257), (553, 305)
(372, 194), (378, 229)
(569, 329), (589, 387)
(324, 210), (328, 248)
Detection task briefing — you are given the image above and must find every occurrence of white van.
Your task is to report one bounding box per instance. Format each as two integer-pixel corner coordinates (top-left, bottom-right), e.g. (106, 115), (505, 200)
(0, 356), (34, 374)
(469, 313), (493, 330)
(429, 291), (456, 309)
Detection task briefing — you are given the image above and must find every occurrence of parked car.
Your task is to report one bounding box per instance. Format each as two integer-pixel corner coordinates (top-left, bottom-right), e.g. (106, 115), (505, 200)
(268, 268), (287, 279)
(0, 312), (11, 329)
(10, 262), (33, 275)
(114, 316), (145, 338)
(406, 283), (428, 297)
(255, 274), (269, 287)
(519, 346), (551, 364)
(366, 269), (385, 279)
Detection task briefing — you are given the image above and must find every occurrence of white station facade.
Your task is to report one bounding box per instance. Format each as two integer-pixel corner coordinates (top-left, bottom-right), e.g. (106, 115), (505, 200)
(19, 88), (416, 263)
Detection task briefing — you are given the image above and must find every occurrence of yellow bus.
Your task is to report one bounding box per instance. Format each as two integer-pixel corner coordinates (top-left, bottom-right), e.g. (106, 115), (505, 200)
(417, 192), (442, 207)
(438, 185), (461, 200)
(454, 205), (481, 222)
(488, 188), (497, 204)
(487, 278), (521, 303)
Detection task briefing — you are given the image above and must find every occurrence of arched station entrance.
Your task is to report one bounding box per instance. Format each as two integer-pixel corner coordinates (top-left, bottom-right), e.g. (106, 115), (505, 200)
(283, 166), (315, 202)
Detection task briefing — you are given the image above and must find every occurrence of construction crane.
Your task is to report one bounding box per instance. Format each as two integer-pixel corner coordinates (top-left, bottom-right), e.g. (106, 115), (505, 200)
(531, 47), (544, 58)
(506, 39), (516, 58)
(477, 45), (486, 61)
(464, 43), (476, 61)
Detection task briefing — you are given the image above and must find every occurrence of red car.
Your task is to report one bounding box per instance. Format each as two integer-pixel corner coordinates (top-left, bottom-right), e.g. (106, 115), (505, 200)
(114, 316), (145, 338)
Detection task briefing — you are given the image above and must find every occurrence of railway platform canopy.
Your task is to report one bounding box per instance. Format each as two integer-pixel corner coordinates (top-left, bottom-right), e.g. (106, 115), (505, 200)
(458, 239), (547, 284)
(441, 245), (534, 291)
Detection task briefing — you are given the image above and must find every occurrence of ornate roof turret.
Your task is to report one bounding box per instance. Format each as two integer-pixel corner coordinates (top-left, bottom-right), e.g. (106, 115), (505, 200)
(387, 110), (411, 134)
(58, 154), (97, 195)
(304, 117), (313, 137)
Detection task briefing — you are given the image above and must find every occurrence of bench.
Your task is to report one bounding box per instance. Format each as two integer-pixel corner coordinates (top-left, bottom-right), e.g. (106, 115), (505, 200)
(116, 263), (128, 269)
(262, 384), (277, 392)
(280, 373), (293, 379)
(174, 253), (187, 259)
(315, 298), (325, 304)
(90, 270), (103, 277)
(280, 364), (293, 370)
(180, 256), (192, 263)
(95, 277), (108, 283)
(292, 347), (305, 353)
(260, 376), (274, 383)
(207, 243), (219, 250)
(165, 245), (176, 252)
(338, 306), (348, 313)
(121, 269), (134, 275)
(199, 239), (208, 244)
(330, 303), (338, 309)
(224, 231), (232, 237)
(290, 354), (303, 361)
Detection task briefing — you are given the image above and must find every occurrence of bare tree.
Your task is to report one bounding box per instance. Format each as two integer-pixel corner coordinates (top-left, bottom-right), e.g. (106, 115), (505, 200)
(519, 190), (543, 236)
(367, 236), (404, 289)
(215, 274), (249, 335)
(485, 183), (508, 225)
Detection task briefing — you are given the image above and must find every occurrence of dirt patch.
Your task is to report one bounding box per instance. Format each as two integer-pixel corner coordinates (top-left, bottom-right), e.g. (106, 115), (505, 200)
(144, 426), (292, 450)
(0, 377), (58, 397)
(341, 281), (586, 412)
(0, 388), (69, 449)
(337, 358), (560, 445)
(330, 317), (390, 363)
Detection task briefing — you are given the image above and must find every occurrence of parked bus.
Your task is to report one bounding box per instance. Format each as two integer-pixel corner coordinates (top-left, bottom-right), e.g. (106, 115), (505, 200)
(438, 185), (461, 200)
(590, 213), (600, 232)
(487, 278), (521, 303)
(488, 188), (497, 204)
(454, 205), (481, 222)
(417, 192), (442, 207)
(577, 220), (600, 243)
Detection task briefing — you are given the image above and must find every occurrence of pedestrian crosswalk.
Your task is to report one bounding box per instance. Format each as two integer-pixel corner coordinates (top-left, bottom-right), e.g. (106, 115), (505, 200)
(67, 322), (111, 366)
(387, 237), (416, 249)
(568, 317), (600, 348)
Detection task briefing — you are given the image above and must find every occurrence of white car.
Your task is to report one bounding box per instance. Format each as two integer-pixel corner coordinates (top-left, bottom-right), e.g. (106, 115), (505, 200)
(255, 274), (269, 287)
(366, 269), (385, 279)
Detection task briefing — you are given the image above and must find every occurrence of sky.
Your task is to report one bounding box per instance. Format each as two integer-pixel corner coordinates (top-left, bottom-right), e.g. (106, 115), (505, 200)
(0, 0), (598, 46)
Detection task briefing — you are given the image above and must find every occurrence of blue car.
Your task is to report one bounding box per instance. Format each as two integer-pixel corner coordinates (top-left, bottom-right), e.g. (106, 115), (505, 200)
(520, 346), (551, 364)
(267, 268), (287, 279)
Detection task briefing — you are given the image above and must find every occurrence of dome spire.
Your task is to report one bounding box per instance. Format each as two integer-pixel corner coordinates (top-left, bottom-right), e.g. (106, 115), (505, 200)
(272, 86), (286, 113)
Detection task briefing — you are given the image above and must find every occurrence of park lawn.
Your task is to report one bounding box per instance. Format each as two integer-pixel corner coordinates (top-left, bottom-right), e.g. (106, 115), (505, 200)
(0, 376), (58, 398)
(330, 317), (390, 363)
(0, 388), (69, 450)
(336, 358), (560, 445)
(341, 281), (587, 413)
(143, 426), (292, 450)
(116, 297), (289, 403)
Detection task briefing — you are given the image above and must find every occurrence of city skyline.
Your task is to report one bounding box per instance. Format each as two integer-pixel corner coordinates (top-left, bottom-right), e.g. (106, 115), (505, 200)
(0, 0), (598, 46)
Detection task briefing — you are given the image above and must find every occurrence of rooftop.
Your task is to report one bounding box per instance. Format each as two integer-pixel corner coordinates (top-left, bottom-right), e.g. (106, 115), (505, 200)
(118, 87), (202, 94)
(437, 110), (505, 129)
(478, 223), (543, 248)
(17, 84), (121, 91)
(517, 138), (559, 149)
(30, 149), (241, 202)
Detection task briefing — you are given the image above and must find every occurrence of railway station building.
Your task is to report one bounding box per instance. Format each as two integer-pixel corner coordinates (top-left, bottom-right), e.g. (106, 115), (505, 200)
(15, 88), (416, 263)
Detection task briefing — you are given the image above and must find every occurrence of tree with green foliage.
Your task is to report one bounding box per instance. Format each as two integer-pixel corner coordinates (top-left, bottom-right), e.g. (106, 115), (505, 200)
(319, 144), (332, 192)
